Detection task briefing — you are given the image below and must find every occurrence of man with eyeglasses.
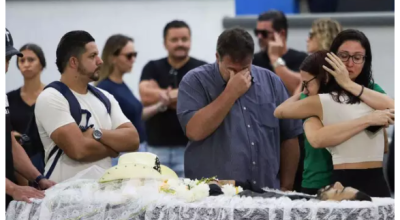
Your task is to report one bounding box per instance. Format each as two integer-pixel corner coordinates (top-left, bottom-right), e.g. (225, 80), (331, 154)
(253, 10), (308, 96)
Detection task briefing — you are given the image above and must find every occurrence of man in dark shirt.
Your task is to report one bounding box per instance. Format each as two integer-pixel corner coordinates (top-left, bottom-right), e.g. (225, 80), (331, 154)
(253, 11), (308, 192)
(139, 20), (207, 177)
(5, 28), (55, 210)
(253, 10), (308, 95)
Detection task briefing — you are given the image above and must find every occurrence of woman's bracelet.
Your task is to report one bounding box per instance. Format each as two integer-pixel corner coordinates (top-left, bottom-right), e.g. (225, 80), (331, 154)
(357, 85), (364, 98)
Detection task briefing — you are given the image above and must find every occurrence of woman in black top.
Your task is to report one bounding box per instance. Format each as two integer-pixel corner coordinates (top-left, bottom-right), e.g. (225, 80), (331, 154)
(7, 44), (46, 185)
(7, 44), (46, 139)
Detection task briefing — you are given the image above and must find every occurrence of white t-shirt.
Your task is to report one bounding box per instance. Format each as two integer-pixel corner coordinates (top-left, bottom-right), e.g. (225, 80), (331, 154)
(35, 87), (130, 183)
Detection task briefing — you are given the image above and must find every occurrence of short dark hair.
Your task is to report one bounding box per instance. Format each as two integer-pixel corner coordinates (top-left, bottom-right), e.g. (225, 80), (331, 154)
(163, 20), (191, 39)
(216, 27), (254, 62)
(17, 43), (46, 70)
(354, 191), (372, 202)
(56, 30), (95, 73)
(258, 10), (288, 37)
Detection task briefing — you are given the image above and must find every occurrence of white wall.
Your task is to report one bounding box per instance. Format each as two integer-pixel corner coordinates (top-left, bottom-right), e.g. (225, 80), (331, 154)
(6, 1), (394, 99)
(6, 0), (235, 97)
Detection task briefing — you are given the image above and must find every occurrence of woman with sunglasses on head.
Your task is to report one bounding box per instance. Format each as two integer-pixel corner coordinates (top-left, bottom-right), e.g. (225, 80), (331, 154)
(307, 18), (342, 53)
(296, 19), (343, 195)
(274, 29), (394, 197)
(96, 34), (170, 165)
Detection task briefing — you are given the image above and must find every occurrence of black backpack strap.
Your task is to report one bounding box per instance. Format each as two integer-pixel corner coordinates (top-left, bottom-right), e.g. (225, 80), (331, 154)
(43, 81), (83, 179)
(45, 81), (82, 124)
(88, 84), (111, 114)
(44, 147), (63, 179)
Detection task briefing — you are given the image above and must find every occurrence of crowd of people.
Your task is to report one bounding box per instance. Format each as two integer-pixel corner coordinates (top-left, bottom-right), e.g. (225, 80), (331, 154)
(4, 9), (395, 210)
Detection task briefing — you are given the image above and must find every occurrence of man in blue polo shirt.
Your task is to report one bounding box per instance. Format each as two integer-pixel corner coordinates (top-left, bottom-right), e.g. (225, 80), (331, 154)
(177, 27), (302, 190)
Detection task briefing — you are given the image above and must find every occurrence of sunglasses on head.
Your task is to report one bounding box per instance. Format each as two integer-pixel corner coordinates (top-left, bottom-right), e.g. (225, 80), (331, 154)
(254, 29), (269, 38)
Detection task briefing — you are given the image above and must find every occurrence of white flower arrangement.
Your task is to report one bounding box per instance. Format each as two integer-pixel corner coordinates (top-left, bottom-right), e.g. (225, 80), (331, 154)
(159, 177), (244, 202)
(159, 178), (211, 202)
(221, 184), (243, 196)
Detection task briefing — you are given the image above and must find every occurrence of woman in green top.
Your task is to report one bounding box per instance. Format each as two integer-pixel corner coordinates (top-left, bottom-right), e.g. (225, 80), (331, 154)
(296, 27), (393, 195)
(276, 30), (393, 197)
(300, 84), (386, 195)
(301, 18), (342, 195)
(299, 19), (389, 195)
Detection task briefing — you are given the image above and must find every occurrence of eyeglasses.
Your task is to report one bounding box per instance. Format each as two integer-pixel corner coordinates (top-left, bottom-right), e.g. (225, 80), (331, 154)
(254, 29), (271, 38)
(301, 76), (316, 91)
(337, 52), (365, 64)
(122, 52), (138, 60)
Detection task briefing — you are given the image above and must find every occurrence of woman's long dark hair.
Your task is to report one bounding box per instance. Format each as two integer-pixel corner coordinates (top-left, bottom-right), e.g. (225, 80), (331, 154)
(300, 29), (374, 104)
(327, 29), (374, 104)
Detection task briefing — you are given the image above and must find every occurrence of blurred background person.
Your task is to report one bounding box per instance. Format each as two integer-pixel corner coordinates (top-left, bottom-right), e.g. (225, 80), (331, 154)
(253, 10), (308, 95)
(8, 44), (46, 141)
(306, 18), (342, 53)
(96, 34), (170, 166)
(7, 44), (46, 186)
(139, 20), (207, 177)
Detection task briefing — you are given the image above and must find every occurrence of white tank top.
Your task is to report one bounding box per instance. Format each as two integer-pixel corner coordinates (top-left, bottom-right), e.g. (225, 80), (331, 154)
(318, 93), (384, 165)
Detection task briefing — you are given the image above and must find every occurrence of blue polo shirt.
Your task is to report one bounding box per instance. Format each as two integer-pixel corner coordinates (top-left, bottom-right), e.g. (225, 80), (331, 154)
(177, 62), (303, 188)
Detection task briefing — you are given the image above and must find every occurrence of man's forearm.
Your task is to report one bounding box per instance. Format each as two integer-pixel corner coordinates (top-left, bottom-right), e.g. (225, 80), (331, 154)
(142, 102), (163, 121)
(345, 81), (394, 110)
(12, 135), (41, 181)
(72, 138), (117, 162)
(186, 89), (236, 141)
(274, 66), (301, 96)
(280, 138), (300, 191)
(6, 178), (17, 196)
(140, 88), (162, 106)
(100, 126), (139, 152)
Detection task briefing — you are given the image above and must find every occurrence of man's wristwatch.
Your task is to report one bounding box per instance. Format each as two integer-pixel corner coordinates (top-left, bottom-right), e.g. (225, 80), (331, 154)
(93, 129), (103, 141)
(272, 57), (286, 69)
(157, 103), (168, 112)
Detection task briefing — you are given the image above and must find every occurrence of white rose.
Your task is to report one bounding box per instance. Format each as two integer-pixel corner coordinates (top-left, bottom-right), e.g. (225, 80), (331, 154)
(192, 183), (210, 201)
(222, 184), (237, 197)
